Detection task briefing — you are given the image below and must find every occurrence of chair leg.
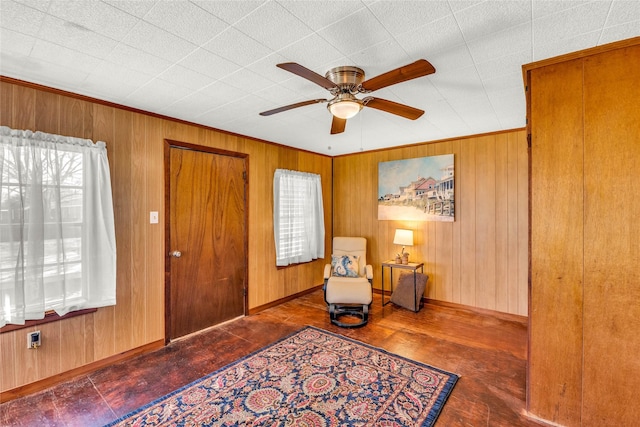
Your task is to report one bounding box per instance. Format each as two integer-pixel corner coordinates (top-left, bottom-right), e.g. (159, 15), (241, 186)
(329, 303), (369, 328)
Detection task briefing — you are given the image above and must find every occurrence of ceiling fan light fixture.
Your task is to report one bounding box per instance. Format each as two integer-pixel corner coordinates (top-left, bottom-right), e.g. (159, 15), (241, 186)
(327, 94), (363, 119)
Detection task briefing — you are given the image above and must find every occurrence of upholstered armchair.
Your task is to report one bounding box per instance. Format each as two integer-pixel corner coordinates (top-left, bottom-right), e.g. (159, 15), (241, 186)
(323, 237), (373, 328)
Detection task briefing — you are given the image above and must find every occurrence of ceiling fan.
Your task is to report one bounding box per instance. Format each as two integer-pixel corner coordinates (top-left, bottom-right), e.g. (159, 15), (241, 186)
(259, 60), (436, 135)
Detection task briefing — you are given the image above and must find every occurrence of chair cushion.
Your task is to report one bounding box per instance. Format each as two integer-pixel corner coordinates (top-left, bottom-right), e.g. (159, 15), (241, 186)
(390, 272), (429, 311)
(325, 277), (372, 305)
(331, 254), (359, 277)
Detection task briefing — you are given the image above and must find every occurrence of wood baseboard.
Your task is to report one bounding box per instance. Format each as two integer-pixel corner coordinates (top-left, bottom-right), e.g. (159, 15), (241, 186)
(0, 339), (165, 403)
(423, 298), (528, 325)
(373, 288), (528, 325)
(249, 284), (324, 315)
(3, 288), (526, 403)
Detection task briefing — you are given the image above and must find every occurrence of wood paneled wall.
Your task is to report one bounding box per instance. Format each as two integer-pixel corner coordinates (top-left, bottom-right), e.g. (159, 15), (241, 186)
(333, 130), (529, 316)
(0, 79), (332, 393)
(526, 38), (640, 426)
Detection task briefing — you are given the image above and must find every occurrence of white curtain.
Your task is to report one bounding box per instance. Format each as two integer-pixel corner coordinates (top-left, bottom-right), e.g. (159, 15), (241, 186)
(0, 126), (116, 327)
(273, 169), (324, 266)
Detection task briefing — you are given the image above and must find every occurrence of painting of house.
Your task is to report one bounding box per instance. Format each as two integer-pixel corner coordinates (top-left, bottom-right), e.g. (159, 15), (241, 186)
(378, 154), (454, 221)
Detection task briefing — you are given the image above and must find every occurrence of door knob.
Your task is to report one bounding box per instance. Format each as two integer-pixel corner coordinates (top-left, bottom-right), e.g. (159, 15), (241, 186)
(170, 251), (182, 258)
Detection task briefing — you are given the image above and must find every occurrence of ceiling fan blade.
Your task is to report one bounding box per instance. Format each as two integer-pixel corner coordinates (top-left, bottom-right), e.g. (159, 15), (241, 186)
(259, 99), (328, 116)
(277, 63), (339, 90)
(360, 59), (436, 92)
(364, 98), (424, 120)
(330, 116), (347, 134)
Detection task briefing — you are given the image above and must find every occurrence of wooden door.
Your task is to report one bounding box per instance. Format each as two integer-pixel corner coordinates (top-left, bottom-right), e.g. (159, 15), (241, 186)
(528, 59), (585, 425)
(581, 44), (640, 426)
(167, 143), (247, 341)
(527, 41), (640, 426)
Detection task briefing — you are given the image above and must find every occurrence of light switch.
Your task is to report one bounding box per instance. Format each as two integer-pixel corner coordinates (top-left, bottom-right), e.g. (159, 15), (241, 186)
(150, 211), (159, 224)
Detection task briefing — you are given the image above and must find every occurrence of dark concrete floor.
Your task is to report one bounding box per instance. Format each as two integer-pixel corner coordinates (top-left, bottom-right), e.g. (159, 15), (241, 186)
(1, 290), (539, 426)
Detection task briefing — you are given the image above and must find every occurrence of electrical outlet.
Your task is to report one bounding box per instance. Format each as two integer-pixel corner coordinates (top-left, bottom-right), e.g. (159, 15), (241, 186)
(27, 331), (41, 349)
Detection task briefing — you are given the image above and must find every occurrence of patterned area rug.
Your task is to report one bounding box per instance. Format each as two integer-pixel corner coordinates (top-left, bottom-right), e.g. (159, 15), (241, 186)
(105, 326), (458, 426)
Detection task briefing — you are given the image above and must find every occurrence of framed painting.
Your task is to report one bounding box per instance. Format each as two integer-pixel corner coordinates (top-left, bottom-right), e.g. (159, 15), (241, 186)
(378, 154), (454, 221)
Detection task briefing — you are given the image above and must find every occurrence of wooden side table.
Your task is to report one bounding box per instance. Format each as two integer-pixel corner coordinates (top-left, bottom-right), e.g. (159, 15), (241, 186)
(381, 260), (425, 312)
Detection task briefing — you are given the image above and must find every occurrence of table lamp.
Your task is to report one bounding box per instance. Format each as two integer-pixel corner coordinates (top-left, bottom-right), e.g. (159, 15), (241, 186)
(393, 229), (414, 264)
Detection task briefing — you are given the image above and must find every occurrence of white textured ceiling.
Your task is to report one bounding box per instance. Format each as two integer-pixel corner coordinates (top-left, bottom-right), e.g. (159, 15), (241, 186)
(1, 1), (639, 155)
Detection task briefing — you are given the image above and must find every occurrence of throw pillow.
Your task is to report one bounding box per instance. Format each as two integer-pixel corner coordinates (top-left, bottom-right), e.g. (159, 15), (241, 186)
(390, 272), (429, 311)
(331, 254), (360, 278)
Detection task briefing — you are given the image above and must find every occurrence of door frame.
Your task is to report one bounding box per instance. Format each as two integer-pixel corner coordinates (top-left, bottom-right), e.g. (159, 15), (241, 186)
(163, 139), (249, 344)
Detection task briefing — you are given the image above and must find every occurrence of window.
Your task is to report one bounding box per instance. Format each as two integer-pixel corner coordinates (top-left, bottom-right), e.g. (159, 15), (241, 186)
(273, 169), (324, 266)
(0, 126), (116, 328)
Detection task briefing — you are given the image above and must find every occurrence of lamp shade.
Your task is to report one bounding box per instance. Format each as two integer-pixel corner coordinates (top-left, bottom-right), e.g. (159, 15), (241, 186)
(327, 93), (363, 119)
(393, 229), (414, 246)
(328, 100), (362, 119)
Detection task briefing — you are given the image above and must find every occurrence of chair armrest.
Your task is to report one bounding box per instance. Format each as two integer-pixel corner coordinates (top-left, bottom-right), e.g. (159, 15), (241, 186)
(365, 264), (373, 280)
(324, 264), (332, 279)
